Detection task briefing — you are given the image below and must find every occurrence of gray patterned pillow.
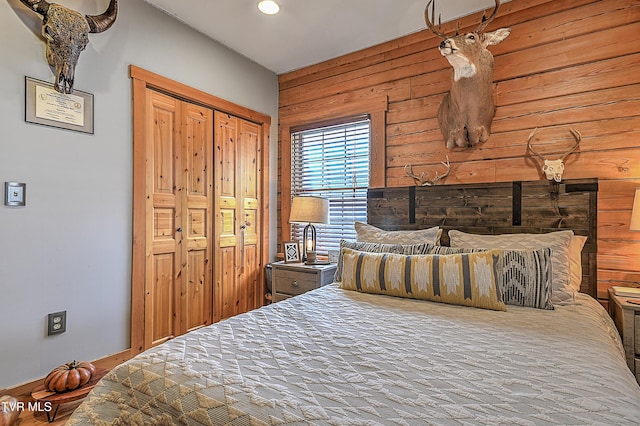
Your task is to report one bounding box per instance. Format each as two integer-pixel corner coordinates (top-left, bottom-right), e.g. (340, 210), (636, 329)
(334, 240), (434, 282)
(449, 230), (574, 303)
(502, 248), (554, 310)
(427, 246), (554, 310)
(354, 222), (441, 245)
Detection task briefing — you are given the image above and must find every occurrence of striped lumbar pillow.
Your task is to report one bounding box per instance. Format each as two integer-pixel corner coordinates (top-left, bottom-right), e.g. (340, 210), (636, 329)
(339, 248), (506, 311)
(426, 245), (554, 310)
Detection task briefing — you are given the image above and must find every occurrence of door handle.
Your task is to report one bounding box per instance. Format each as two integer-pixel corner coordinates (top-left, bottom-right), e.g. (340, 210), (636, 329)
(240, 225), (245, 274)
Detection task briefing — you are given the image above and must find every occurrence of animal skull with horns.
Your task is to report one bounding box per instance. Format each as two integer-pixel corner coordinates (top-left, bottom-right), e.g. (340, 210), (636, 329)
(527, 128), (582, 182)
(425, 0), (510, 149)
(19, 0), (118, 94)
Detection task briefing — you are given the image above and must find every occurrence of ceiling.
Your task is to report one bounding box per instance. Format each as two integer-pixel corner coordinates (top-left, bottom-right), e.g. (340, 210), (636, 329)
(143, 0), (511, 75)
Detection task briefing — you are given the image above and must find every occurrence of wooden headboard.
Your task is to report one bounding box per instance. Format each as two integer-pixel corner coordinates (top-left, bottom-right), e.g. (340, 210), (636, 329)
(367, 179), (598, 298)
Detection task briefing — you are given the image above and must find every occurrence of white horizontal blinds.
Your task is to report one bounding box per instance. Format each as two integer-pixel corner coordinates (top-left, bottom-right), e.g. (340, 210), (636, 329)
(291, 116), (370, 252)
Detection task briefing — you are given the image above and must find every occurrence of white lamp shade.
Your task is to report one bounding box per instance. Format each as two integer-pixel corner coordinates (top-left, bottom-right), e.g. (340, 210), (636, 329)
(631, 188), (640, 231)
(289, 196), (329, 225)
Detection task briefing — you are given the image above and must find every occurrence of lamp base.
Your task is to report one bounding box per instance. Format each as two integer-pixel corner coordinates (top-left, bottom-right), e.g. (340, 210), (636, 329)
(302, 223), (316, 262)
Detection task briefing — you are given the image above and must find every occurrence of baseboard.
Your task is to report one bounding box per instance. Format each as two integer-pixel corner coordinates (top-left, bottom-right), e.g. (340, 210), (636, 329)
(0, 349), (132, 398)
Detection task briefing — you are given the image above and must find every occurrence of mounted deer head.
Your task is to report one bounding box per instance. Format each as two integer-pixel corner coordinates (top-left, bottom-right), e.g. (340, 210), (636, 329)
(527, 128), (582, 182)
(404, 156), (451, 186)
(19, 0), (118, 94)
(425, 0), (510, 149)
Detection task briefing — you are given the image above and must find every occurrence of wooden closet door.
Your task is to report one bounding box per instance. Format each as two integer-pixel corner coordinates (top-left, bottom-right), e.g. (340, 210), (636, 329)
(130, 66), (271, 354)
(144, 89), (213, 348)
(238, 119), (262, 313)
(181, 103), (214, 333)
(214, 112), (239, 321)
(145, 90), (180, 347)
(214, 112), (263, 321)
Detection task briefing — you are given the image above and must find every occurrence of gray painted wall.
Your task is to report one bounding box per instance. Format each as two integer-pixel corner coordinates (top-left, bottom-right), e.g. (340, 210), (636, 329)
(0, 0), (278, 389)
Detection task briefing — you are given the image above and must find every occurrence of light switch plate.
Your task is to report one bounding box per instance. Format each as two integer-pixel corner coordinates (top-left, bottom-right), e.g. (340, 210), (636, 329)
(5, 182), (26, 206)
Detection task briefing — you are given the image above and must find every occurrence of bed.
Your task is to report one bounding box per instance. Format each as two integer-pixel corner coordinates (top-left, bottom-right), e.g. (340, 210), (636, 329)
(68, 179), (640, 425)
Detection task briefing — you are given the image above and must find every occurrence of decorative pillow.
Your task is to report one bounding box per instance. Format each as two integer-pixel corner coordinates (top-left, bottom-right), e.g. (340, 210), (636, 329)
(427, 246), (554, 310)
(334, 240), (434, 282)
(354, 222), (441, 245)
(502, 248), (554, 310)
(339, 248), (506, 311)
(569, 235), (587, 292)
(449, 230), (574, 303)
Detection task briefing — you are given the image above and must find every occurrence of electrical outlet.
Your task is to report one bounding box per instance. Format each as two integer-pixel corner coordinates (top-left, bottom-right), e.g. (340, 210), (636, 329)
(47, 311), (66, 335)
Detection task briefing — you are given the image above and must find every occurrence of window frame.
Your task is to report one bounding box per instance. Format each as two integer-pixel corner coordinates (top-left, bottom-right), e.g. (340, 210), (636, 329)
(279, 97), (388, 250)
(290, 116), (371, 251)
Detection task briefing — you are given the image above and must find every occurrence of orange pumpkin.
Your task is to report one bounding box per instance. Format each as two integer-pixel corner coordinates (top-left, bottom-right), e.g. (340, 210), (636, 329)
(44, 361), (95, 393)
(0, 395), (20, 426)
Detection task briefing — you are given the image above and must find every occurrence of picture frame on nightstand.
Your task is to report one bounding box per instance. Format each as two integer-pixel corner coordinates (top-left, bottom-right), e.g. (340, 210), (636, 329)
(283, 241), (300, 263)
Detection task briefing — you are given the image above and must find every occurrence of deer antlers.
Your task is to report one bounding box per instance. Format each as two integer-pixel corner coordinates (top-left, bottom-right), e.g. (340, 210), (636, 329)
(527, 127), (582, 182)
(476, 0), (501, 33)
(527, 127), (582, 162)
(425, 0), (501, 39)
(424, 0), (448, 38)
(404, 156), (451, 186)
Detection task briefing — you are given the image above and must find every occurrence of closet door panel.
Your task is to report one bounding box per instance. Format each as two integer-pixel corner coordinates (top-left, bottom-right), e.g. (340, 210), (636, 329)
(181, 103), (214, 333)
(185, 250), (208, 331)
(218, 246), (238, 320)
(214, 112), (240, 321)
(239, 120), (262, 311)
(146, 90), (181, 348)
(216, 113), (238, 198)
(150, 254), (176, 346)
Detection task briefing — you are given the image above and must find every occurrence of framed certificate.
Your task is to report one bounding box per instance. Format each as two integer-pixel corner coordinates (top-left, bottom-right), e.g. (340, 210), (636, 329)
(25, 76), (94, 134)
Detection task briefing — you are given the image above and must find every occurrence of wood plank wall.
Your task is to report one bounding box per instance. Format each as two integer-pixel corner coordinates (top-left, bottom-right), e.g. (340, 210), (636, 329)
(277, 0), (640, 303)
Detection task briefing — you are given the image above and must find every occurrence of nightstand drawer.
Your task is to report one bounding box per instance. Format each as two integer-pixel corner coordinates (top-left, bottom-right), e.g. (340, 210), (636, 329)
(275, 270), (317, 296)
(271, 261), (337, 302)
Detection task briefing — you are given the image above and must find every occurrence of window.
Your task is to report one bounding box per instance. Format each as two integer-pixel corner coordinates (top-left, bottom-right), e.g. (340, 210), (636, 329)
(290, 116), (370, 252)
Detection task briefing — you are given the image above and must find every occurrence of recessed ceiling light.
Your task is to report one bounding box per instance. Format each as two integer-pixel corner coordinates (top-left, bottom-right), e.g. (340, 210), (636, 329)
(258, 0), (280, 15)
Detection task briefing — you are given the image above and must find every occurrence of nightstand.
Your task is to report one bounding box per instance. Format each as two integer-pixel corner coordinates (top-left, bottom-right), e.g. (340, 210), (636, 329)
(608, 288), (640, 384)
(272, 261), (337, 302)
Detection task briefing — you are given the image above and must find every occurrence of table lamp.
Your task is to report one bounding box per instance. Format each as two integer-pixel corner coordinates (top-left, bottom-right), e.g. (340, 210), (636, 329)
(630, 188), (640, 231)
(289, 196), (329, 262)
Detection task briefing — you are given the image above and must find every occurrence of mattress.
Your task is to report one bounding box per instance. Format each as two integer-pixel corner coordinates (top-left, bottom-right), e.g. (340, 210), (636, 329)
(68, 284), (640, 425)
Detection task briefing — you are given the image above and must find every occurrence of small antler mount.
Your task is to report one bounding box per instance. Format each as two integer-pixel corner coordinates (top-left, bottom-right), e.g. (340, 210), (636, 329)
(404, 156), (451, 186)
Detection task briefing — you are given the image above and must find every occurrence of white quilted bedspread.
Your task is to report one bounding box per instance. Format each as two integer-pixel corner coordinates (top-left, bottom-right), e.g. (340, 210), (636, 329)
(69, 285), (640, 425)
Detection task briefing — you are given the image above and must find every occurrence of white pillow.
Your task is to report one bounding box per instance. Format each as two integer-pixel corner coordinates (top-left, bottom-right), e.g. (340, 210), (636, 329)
(448, 230), (575, 303)
(569, 236), (587, 292)
(355, 222), (441, 245)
